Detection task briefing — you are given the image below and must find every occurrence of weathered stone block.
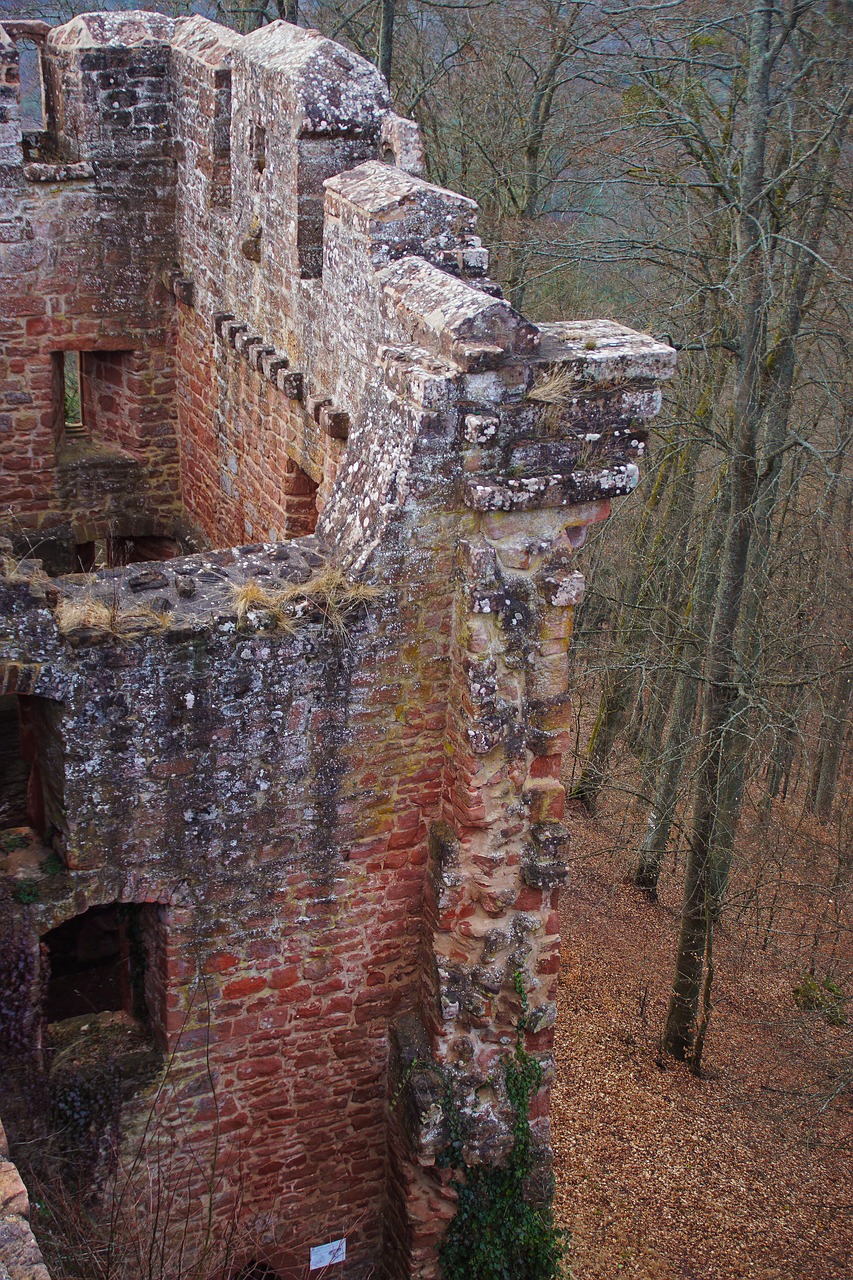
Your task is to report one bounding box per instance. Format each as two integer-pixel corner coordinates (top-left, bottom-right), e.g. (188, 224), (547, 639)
(0, 1161), (28, 1218)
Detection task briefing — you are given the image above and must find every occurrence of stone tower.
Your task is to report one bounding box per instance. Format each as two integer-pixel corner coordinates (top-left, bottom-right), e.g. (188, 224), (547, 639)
(0, 12), (674, 1278)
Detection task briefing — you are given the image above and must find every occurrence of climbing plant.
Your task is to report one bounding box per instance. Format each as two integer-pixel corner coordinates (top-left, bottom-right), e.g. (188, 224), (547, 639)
(439, 972), (566, 1280)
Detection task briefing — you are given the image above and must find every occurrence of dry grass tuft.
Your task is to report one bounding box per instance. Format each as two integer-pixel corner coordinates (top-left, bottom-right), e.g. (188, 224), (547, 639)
(3, 555), (52, 587)
(528, 365), (577, 405)
(529, 365), (580, 435)
(232, 579), (298, 635)
(56, 594), (170, 638)
(233, 566), (381, 635)
(56, 596), (113, 633)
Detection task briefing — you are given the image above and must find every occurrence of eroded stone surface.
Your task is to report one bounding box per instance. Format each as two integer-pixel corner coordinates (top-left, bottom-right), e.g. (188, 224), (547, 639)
(0, 12), (674, 1278)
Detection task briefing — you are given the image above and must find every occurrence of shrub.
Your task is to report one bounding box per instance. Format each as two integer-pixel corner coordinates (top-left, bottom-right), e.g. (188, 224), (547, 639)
(793, 972), (847, 1026)
(439, 974), (566, 1280)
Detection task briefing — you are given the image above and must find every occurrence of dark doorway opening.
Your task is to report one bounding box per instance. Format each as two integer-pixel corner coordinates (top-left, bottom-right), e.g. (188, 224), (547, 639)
(40, 905), (167, 1186)
(0, 694), (34, 830)
(0, 696), (56, 834)
(232, 1264), (282, 1280)
(43, 906), (137, 1024)
(42, 904), (151, 1024)
(74, 534), (181, 573)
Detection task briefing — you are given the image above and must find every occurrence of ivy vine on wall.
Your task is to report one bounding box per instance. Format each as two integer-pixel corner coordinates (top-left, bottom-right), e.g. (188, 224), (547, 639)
(438, 972), (566, 1280)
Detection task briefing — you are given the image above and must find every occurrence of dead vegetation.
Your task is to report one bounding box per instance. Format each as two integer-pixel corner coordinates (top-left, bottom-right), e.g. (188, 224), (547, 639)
(55, 594), (170, 638)
(529, 365), (578, 434)
(2, 553), (51, 589)
(232, 566), (381, 635)
(529, 365), (578, 405)
(552, 769), (852, 1280)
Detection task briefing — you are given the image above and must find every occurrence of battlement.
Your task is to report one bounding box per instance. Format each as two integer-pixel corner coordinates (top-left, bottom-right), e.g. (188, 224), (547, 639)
(0, 13), (674, 1279)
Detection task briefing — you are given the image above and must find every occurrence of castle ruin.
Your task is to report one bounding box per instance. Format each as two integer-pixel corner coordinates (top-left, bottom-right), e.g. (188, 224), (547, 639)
(0, 12), (675, 1278)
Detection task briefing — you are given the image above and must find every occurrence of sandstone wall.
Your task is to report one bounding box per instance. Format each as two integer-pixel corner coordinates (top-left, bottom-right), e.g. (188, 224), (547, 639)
(0, 1117), (50, 1280)
(0, 14), (183, 574)
(0, 12), (675, 1278)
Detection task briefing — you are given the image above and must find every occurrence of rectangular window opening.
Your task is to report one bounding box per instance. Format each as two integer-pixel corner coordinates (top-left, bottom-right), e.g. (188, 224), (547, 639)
(0, 694), (64, 845)
(62, 351), (84, 438)
(42, 903), (169, 1050)
(283, 457), (320, 537)
(17, 40), (45, 133)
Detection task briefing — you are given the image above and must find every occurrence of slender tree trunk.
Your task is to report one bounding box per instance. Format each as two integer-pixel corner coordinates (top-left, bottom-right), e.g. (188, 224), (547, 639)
(813, 668), (852, 823)
(764, 693), (803, 805)
(377, 0), (394, 86)
(572, 667), (635, 814)
(695, 101), (850, 912)
(663, 460), (759, 1060)
(633, 667), (700, 897)
(690, 895), (715, 1075)
(633, 482), (729, 896)
(663, 0), (774, 1061)
(628, 437), (702, 764)
(573, 440), (682, 813)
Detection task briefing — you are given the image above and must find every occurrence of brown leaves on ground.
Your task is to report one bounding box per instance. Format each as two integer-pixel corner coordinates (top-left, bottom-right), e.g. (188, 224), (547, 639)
(552, 807), (852, 1280)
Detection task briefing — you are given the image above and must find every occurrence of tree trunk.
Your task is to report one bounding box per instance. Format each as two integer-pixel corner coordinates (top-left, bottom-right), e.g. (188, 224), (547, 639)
(763, 691), (803, 813)
(573, 441), (681, 813)
(572, 668), (636, 815)
(663, 0), (775, 1060)
(628, 436), (703, 768)
(377, 0), (394, 86)
(813, 668), (852, 823)
(690, 896), (715, 1075)
(633, 670), (699, 897)
(632, 476), (729, 896)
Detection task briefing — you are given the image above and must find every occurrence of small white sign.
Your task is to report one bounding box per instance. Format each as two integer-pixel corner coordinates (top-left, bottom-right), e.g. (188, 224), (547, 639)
(309, 1237), (346, 1269)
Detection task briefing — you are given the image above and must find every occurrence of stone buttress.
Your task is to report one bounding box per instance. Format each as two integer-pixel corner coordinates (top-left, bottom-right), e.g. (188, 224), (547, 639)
(0, 12), (675, 1278)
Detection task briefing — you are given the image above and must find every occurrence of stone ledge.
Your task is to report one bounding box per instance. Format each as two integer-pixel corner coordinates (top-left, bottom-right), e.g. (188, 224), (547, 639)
(536, 320), (676, 385)
(23, 161), (94, 183)
(463, 463), (640, 511)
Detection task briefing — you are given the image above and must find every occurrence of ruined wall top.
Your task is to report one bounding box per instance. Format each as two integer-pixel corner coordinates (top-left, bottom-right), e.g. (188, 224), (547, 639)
(47, 9), (176, 49)
(0, 6), (676, 570)
(236, 22), (389, 134)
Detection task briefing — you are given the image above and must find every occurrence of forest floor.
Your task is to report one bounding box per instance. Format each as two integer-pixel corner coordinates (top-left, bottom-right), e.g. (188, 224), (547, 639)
(551, 798), (853, 1280)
